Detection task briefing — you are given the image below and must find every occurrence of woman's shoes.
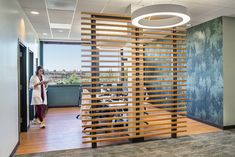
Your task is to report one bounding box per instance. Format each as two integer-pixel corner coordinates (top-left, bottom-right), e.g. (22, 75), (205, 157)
(31, 118), (41, 125)
(32, 118), (46, 128)
(40, 121), (46, 128)
(36, 118), (41, 124)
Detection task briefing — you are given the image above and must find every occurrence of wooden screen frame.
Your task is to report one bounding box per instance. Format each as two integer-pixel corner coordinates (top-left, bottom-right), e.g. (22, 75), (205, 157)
(81, 12), (187, 148)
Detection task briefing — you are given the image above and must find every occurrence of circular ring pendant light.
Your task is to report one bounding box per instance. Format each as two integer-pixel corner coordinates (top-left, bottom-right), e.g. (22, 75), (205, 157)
(131, 4), (190, 29)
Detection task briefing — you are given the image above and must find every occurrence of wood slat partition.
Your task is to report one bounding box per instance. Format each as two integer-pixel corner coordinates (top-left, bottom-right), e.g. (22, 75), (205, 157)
(81, 12), (187, 147)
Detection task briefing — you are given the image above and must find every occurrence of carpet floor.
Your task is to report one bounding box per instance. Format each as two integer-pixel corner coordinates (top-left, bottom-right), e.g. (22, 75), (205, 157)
(15, 129), (235, 157)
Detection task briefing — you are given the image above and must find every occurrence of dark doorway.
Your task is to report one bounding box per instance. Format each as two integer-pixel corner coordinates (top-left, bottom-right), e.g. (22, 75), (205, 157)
(19, 42), (28, 132)
(28, 50), (34, 121)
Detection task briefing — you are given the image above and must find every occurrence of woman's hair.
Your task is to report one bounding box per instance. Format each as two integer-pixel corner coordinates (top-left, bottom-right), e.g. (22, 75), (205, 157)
(36, 66), (43, 75)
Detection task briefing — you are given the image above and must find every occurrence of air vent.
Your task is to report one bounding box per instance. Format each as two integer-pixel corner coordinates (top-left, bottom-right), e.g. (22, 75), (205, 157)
(46, 0), (77, 11)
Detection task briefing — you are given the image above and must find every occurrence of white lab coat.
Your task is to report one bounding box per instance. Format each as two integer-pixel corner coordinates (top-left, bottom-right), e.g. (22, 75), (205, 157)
(30, 75), (47, 105)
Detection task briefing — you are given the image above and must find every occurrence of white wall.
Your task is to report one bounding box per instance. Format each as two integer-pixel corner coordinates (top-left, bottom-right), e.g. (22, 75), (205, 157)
(0, 0), (39, 156)
(223, 17), (235, 126)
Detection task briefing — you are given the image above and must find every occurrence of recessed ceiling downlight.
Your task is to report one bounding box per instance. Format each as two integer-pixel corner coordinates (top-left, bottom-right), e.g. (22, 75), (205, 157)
(30, 11), (39, 15)
(131, 4), (190, 29)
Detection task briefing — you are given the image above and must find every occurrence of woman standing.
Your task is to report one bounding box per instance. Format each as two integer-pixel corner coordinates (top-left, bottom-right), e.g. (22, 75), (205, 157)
(30, 66), (48, 128)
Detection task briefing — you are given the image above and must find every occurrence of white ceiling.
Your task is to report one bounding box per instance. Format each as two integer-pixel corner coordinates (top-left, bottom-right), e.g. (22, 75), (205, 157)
(18, 0), (235, 41)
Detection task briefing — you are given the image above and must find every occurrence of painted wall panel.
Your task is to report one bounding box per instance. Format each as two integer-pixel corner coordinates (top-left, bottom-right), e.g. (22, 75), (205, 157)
(223, 17), (235, 126)
(0, 0), (39, 156)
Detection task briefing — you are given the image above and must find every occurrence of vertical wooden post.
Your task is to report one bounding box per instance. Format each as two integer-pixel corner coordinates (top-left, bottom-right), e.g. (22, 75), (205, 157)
(91, 15), (98, 148)
(120, 49), (124, 82)
(171, 29), (177, 138)
(130, 27), (144, 142)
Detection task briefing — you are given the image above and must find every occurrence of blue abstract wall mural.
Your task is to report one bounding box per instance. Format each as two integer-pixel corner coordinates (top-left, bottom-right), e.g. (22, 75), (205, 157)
(187, 17), (223, 126)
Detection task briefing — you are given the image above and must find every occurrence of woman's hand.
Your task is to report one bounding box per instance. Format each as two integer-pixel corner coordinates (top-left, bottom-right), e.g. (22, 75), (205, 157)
(41, 81), (48, 85)
(33, 80), (48, 88)
(34, 82), (42, 88)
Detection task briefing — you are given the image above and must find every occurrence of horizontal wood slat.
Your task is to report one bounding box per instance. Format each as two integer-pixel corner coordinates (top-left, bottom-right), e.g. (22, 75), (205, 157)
(82, 17), (131, 23)
(82, 70), (187, 74)
(83, 126), (187, 138)
(82, 43), (186, 48)
(82, 112), (187, 122)
(81, 28), (186, 36)
(82, 66), (186, 69)
(81, 22), (186, 32)
(82, 60), (187, 64)
(82, 94), (186, 101)
(81, 12), (131, 18)
(82, 52), (186, 55)
(82, 107), (187, 117)
(82, 51), (186, 55)
(82, 130), (187, 143)
(83, 84), (187, 90)
(82, 22), (134, 28)
(82, 46), (186, 51)
(82, 36), (186, 42)
(82, 33), (187, 41)
(82, 75), (186, 79)
(82, 101), (187, 108)
(82, 117), (186, 128)
(82, 80), (187, 85)
(81, 38), (185, 46)
(83, 121), (186, 133)
(82, 89), (186, 95)
(81, 54), (186, 59)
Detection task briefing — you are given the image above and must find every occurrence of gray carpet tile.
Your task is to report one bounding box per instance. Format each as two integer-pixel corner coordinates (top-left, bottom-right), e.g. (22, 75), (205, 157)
(16, 129), (235, 157)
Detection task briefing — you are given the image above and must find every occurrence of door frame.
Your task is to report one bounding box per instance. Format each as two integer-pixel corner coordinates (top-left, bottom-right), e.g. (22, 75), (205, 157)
(28, 49), (34, 121)
(18, 41), (28, 132)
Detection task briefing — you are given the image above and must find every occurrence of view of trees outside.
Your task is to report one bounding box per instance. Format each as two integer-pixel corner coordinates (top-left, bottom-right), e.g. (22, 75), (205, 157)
(81, 68), (129, 83)
(43, 44), (129, 85)
(44, 70), (82, 85)
(43, 44), (82, 85)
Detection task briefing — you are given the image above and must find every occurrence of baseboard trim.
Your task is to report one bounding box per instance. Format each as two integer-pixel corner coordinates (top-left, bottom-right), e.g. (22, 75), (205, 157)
(187, 115), (223, 129)
(223, 125), (235, 130)
(9, 140), (19, 157)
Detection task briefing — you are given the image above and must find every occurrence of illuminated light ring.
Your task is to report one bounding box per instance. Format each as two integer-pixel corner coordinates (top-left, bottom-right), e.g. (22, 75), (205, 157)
(131, 4), (190, 29)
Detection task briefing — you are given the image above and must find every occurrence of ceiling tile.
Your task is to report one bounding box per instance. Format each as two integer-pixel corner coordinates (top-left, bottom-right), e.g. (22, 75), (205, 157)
(18, 0), (45, 9)
(52, 28), (70, 39)
(24, 9), (48, 23)
(48, 9), (74, 24)
(78, 0), (109, 12)
(17, 0), (235, 41)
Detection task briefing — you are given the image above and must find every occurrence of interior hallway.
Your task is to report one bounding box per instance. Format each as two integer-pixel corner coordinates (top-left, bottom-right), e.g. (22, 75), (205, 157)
(16, 107), (89, 155)
(16, 107), (220, 155)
